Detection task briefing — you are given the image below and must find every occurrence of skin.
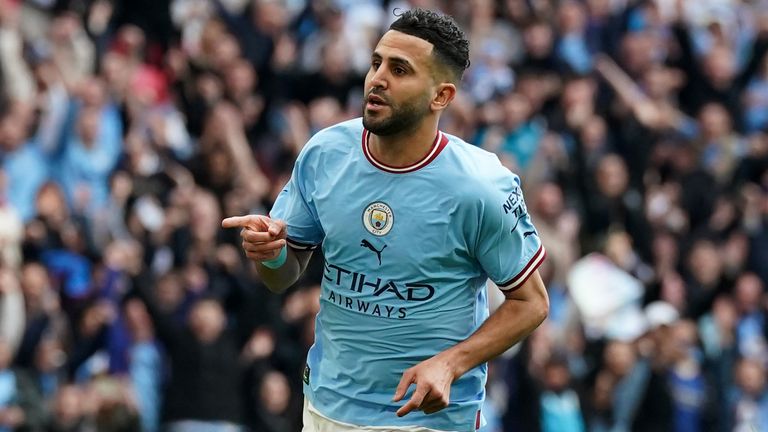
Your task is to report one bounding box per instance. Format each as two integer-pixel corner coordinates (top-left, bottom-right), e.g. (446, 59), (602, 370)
(222, 30), (549, 419)
(361, 30), (456, 167)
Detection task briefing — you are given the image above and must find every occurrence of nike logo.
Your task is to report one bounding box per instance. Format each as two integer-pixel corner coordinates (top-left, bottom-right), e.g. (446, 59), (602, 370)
(360, 239), (387, 265)
(524, 230), (537, 238)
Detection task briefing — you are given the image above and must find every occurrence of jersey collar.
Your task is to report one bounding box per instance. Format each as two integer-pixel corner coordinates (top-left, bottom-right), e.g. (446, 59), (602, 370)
(361, 129), (449, 174)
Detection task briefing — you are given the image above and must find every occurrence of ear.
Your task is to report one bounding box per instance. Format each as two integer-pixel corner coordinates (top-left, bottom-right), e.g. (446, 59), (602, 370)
(430, 83), (456, 112)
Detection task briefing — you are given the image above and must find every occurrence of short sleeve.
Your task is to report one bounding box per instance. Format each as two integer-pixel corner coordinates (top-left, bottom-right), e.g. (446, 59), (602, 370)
(269, 154), (324, 251)
(473, 173), (546, 291)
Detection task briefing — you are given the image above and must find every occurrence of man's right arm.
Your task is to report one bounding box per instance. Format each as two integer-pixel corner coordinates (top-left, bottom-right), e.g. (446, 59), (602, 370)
(222, 214), (314, 293)
(255, 248), (313, 293)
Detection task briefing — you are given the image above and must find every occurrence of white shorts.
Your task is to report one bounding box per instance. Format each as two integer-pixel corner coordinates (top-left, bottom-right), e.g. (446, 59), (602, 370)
(302, 399), (451, 432)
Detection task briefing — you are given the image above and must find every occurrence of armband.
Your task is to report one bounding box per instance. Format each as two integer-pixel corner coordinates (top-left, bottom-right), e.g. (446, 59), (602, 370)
(261, 246), (287, 269)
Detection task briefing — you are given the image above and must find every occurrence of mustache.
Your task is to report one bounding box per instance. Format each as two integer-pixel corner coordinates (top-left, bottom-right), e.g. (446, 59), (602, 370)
(366, 89), (390, 104)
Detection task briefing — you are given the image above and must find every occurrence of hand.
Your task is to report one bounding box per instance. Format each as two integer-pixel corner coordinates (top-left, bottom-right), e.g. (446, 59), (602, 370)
(393, 353), (458, 417)
(215, 244), (241, 274)
(221, 215), (287, 262)
(243, 327), (276, 361)
(558, 210), (581, 240)
(212, 103), (243, 135)
(272, 34), (298, 70)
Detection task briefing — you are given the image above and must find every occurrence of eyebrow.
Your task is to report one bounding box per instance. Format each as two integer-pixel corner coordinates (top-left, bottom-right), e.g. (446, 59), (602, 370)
(371, 52), (415, 70)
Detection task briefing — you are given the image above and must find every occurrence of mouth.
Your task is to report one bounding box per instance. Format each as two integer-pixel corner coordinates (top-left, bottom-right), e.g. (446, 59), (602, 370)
(366, 93), (388, 111)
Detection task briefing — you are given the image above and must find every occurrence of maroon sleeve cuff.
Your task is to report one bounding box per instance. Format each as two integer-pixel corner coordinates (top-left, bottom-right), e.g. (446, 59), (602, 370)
(497, 245), (546, 292)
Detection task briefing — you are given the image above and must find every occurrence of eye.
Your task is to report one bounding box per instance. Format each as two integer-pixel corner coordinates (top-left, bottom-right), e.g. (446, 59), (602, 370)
(371, 60), (381, 70)
(394, 67), (406, 75)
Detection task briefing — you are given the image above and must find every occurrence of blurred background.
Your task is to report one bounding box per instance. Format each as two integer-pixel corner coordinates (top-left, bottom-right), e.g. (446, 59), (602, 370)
(0, 0), (767, 430)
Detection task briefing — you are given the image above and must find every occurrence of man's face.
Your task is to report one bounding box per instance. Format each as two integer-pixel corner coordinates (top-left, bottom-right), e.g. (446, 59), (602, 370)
(189, 300), (225, 343)
(362, 30), (439, 136)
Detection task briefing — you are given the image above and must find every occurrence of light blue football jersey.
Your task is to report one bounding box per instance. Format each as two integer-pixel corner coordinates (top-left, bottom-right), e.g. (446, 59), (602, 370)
(270, 118), (545, 431)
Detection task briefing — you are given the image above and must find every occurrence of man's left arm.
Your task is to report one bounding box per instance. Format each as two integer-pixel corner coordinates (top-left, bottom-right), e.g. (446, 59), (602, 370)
(394, 270), (548, 416)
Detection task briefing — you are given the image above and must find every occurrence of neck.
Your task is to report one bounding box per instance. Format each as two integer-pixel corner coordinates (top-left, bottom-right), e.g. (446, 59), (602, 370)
(368, 118), (440, 167)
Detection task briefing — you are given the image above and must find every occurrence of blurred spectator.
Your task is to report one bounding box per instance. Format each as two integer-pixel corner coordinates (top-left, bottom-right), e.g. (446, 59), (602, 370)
(477, 92), (545, 171)
(0, 0), (35, 103)
(743, 55), (768, 133)
(133, 265), (265, 430)
(46, 384), (93, 432)
(539, 355), (586, 432)
(556, 1), (593, 74)
(695, 102), (745, 185)
(0, 105), (48, 222)
(57, 105), (121, 216)
(0, 269), (25, 357)
(47, 13), (95, 88)
(597, 341), (654, 431)
(733, 273), (767, 362)
(528, 182), (580, 288)
(728, 357), (768, 431)
(665, 320), (709, 432)
(684, 238), (726, 319)
(0, 338), (45, 431)
(249, 369), (298, 432)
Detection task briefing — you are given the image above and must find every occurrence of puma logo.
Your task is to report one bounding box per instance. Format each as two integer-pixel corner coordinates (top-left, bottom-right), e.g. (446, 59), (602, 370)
(360, 239), (387, 265)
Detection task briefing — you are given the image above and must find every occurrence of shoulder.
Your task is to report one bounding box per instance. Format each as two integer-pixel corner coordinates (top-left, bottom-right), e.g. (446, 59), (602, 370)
(440, 133), (521, 196)
(290, 118), (362, 185)
(300, 117), (363, 159)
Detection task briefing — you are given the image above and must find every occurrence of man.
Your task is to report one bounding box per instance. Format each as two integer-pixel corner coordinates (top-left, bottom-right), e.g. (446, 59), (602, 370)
(223, 9), (548, 431)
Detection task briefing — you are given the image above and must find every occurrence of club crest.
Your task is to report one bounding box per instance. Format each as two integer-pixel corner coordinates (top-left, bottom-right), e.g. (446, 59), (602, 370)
(362, 202), (394, 236)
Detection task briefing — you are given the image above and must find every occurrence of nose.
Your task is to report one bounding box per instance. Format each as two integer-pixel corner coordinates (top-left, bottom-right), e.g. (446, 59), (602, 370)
(369, 66), (388, 90)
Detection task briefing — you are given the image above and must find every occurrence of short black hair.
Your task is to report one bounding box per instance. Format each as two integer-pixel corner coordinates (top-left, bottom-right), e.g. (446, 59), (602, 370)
(389, 8), (470, 82)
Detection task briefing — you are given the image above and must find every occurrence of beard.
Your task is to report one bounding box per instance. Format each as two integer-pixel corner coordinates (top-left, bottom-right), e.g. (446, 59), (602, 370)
(362, 92), (431, 136)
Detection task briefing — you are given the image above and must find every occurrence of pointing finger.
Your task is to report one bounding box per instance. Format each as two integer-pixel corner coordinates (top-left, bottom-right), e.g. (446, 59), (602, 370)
(221, 215), (266, 230)
(393, 370), (414, 402)
(222, 216), (253, 229)
(396, 385), (429, 417)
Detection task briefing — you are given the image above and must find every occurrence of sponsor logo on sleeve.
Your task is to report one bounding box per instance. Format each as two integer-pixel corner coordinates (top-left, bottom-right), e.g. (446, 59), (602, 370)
(502, 186), (529, 233)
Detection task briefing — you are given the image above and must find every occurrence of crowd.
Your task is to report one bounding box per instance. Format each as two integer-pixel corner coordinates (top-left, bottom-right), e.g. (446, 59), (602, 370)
(0, 0), (767, 430)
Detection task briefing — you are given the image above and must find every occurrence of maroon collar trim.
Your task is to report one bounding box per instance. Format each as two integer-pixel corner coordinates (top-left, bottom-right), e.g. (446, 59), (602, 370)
(361, 129), (448, 174)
